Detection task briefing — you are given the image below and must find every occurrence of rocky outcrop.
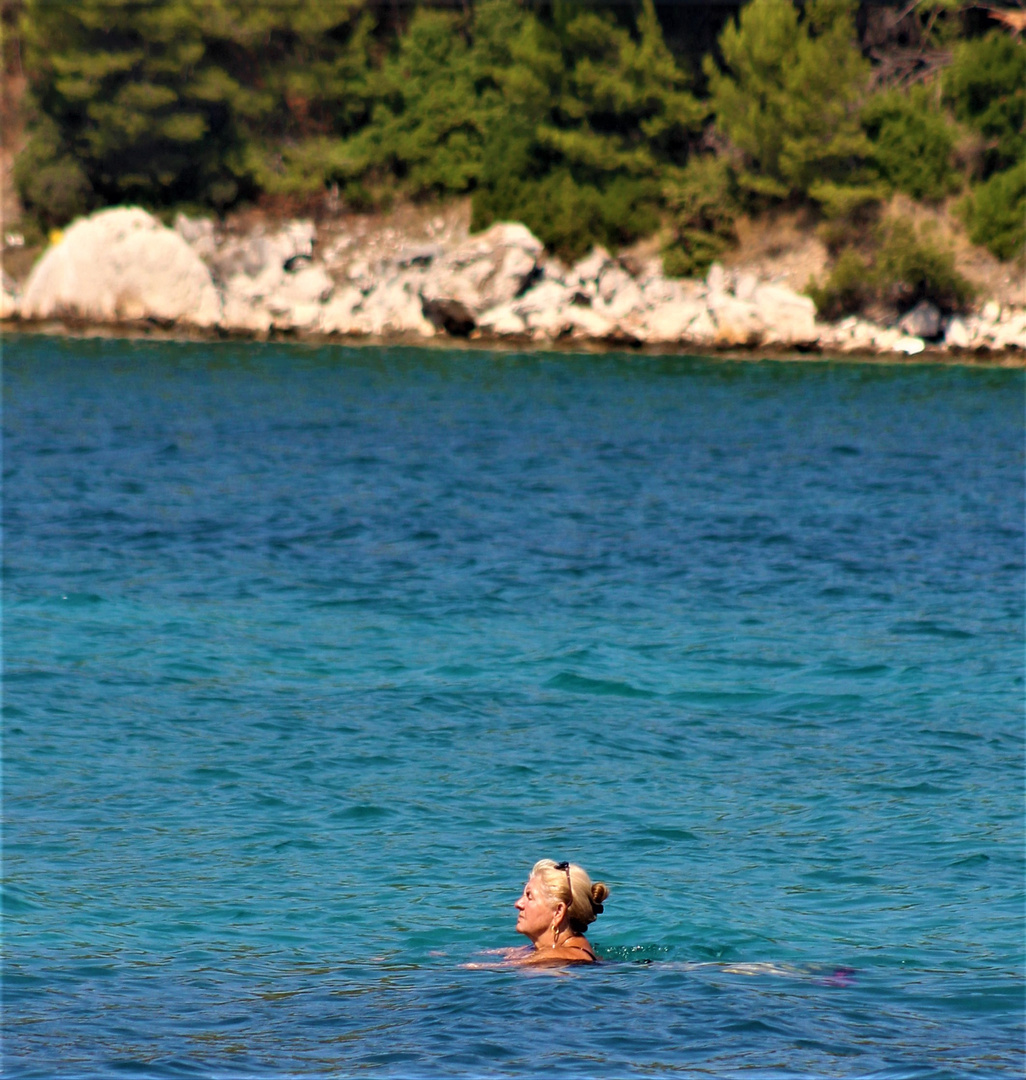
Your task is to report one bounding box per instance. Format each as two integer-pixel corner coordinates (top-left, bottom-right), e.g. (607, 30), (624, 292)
(19, 207), (221, 327)
(6, 205), (1024, 358)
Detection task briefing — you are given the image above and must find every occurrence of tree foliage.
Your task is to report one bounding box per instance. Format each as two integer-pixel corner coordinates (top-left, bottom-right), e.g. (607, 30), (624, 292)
(705, 0), (881, 214)
(10, 0), (1023, 267)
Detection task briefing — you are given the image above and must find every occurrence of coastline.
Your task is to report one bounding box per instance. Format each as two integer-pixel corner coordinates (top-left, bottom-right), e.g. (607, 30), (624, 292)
(4, 321), (1022, 370)
(2, 204), (1023, 364)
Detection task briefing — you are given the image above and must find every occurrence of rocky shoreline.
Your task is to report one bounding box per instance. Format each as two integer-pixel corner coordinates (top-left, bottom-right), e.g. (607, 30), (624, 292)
(2, 206), (1023, 360)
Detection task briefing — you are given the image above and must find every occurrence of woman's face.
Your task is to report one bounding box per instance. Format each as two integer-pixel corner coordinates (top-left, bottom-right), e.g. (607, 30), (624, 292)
(514, 874), (557, 941)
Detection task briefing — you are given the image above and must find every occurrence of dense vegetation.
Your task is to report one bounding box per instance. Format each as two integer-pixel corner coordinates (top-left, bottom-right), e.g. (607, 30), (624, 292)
(8, 0), (1025, 306)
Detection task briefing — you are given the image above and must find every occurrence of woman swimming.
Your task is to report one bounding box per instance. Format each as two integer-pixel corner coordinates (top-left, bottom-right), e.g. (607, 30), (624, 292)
(512, 859), (609, 965)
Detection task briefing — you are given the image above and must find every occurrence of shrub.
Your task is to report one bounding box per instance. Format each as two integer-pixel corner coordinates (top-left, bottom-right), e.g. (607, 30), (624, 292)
(661, 155), (738, 277)
(862, 86), (958, 202)
(874, 217), (974, 312)
(943, 30), (1026, 177)
(807, 217), (974, 318)
(805, 247), (873, 319)
(961, 163), (1026, 262)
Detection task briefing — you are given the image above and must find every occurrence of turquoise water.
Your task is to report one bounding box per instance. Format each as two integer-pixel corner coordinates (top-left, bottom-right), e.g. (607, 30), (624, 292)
(3, 335), (1023, 1078)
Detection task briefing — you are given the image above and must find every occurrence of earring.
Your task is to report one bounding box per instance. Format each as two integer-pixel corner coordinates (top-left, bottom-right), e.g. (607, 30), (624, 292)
(551, 923), (559, 948)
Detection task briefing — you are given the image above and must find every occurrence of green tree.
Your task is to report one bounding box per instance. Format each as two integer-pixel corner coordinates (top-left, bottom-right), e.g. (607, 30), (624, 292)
(943, 30), (1025, 178)
(861, 85), (957, 202)
(706, 0), (883, 215)
(471, 0), (706, 259)
(15, 0), (377, 221)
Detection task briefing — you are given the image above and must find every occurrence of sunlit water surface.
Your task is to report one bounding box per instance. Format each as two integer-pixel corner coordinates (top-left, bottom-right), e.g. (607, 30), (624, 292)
(4, 336), (1024, 1078)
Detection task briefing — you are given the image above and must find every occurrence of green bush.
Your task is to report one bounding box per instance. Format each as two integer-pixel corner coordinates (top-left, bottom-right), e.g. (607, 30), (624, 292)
(805, 247), (873, 320)
(961, 163), (1026, 262)
(943, 30), (1026, 177)
(862, 85), (958, 202)
(808, 217), (974, 318)
(705, 0), (880, 213)
(874, 217), (974, 312)
(661, 155), (738, 277)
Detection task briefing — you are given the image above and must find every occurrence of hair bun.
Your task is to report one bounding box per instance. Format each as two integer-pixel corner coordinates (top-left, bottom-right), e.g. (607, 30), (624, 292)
(590, 882), (610, 914)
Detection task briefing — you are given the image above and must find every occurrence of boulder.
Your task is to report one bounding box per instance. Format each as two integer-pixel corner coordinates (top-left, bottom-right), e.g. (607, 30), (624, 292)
(422, 296), (476, 336)
(571, 246), (612, 287)
(754, 284), (818, 346)
(734, 272), (759, 303)
(599, 278), (646, 321)
(897, 300), (942, 340)
(565, 305), (620, 341)
(681, 307), (718, 346)
(20, 206), (221, 327)
(990, 312), (1026, 350)
(706, 262), (731, 295)
(476, 302), (529, 337)
(708, 293), (764, 346)
(895, 335), (926, 355)
(513, 279), (573, 317)
(420, 222), (543, 316)
(356, 274), (435, 337)
(639, 298), (707, 344)
(174, 213), (217, 261)
(272, 264), (334, 306)
(211, 220), (315, 283)
(943, 316), (970, 349)
(319, 286), (365, 335)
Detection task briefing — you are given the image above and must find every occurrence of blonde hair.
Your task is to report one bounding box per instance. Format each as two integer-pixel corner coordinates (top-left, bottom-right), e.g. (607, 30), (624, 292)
(532, 859), (610, 933)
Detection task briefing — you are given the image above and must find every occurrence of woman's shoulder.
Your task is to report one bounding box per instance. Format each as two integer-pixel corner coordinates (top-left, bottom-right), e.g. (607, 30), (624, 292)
(522, 937), (597, 966)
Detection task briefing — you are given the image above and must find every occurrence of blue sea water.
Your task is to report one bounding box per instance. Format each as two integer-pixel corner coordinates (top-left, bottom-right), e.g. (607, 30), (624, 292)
(3, 334), (1024, 1078)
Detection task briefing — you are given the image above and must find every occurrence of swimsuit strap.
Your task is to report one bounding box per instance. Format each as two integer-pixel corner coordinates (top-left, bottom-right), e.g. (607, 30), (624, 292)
(560, 938), (597, 961)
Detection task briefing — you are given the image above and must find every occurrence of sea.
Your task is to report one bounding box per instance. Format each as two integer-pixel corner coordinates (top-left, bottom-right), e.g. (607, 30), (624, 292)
(3, 334), (1024, 1078)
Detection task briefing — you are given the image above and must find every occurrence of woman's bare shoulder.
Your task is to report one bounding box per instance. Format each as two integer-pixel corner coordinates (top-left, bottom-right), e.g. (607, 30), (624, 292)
(519, 940), (597, 966)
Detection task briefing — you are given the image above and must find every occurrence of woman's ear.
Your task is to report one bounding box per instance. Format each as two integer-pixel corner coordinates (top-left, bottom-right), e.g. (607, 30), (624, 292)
(552, 900), (567, 922)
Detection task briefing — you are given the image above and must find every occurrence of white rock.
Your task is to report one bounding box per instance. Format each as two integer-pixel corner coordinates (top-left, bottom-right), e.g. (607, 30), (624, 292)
(982, 300), (1001, 323)
(273, 264), (334, 306)
(872, 327), (903, 352)
(174, 213), (217, 260)
(597, 265), (633, 304)
(753, 284), (818, 346)
(513, 279), (573, 316)
(734, 272), (759, 302)
(600, 279), (646, 320)
(706, 262), (729, 295)
(357, 274), (435, 336)
(991, 314), (1026, 350)
(565, 305), (619, 340)
(641, 277), (687, 307)
(641, 301), (704, 344)
(708, 293), (764, 345)
(221, 293), (273, 335)
(319, 286), (365, 335)
(421, 222), (544, 317)
(476, 302), (528, 337)
(895, 335), (925, 355)
(681, 307), (718, 345)
(213, 220), (315, 281)
(571, 246), (612, 285)
(20, 206), (221, 327)
(944, 317), (972, 349)
(525, 304), (573, 339)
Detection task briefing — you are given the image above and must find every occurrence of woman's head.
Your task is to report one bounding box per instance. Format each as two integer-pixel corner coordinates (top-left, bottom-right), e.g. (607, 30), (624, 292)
(529, 859), (609, 934)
